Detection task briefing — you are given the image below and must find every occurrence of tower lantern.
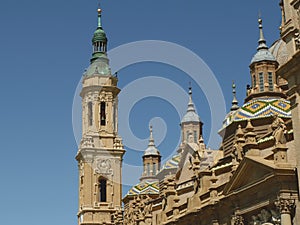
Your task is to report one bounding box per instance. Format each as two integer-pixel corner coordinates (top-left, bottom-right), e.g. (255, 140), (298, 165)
(246, 18), (285, 102)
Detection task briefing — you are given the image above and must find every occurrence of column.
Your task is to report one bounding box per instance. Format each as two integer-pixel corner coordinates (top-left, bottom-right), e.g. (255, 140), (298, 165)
(275, 198), (295, 225)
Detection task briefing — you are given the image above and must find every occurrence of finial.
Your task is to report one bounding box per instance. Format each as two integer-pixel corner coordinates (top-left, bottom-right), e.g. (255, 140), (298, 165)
(257, 16), (268, 51)
(231, 81), (239, 111)
(148, 125), (155, 146)
(199, 135), (204, 143)
(97, 7), (102, 28)
(187, 83), (195, 112)
(199, 135), (206, 150)
(150, 125), (153, 139)
(236, 124), (244, 137)
(245, 119), (254, 132)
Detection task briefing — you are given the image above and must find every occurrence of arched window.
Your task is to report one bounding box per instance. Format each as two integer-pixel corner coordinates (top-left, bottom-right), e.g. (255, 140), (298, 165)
(147, 163), (150, 176)
(253, 75), (257, 87)
(259, 72), (264, 92)
(88, 102), (93, 126)
(194, 131), (197, 143)
(100, 102), (106, 126)
(153, 163), (156, 175)
(99, 179), (107, 202)
(268, 72), (273, 91)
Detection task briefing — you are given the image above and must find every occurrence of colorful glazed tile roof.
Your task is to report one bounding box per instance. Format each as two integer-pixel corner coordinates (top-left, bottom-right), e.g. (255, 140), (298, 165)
(161, 153), (181, 170)
(127, 180), (159, 196)
(127, 153), (182, 197)
(223, 98), (291, 127)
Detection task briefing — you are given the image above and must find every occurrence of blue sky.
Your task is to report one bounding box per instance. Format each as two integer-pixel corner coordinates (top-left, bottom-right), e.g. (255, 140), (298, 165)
(0, 1), (281, 224)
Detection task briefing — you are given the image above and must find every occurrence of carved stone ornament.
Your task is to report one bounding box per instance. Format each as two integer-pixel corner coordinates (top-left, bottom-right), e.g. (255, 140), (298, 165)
(275, 198), (295, 214)
(232, 215), (244, 225)
(112, 208), (124, 225)
(80, 136), (95, 148)
(127, 203), (137, 225)
(95, 159), (112, 174)
(113, 136), (124, 149)
(232, 141), (244, 162)
(271, 114), (287, 146)
(250, 208), (280, 225)
(193, 175), (200, 194)
(144, 196), (153, 216)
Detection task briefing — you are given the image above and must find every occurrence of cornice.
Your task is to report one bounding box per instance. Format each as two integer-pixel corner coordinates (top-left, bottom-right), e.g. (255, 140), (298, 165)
(280, 19), (296, 39)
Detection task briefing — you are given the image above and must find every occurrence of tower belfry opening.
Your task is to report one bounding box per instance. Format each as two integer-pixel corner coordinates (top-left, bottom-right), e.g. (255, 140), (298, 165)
(100, 102), (106, 126)
(99, 178), (107, 202)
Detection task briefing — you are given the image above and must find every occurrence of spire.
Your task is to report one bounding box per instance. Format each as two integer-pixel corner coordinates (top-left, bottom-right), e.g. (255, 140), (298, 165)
(257, 17), (268, 51)
(148, 125), (155, 147)
(231, 81), (239, 111)
(187, 85), (196, 113)
(250, 16), (276, 65)
(181, 85), (201, 124)
(143, 125), (160, 157)
(91, 7), (108, 60)
(97, 8), (102, 28)
(90, 7), (109, 64)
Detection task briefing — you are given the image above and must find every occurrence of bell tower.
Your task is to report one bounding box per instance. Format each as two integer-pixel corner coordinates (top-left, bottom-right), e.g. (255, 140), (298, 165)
(76, 8), (125, 225)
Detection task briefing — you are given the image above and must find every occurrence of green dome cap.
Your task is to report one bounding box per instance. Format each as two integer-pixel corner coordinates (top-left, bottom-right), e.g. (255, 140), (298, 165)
(90, 8), (108, 63)
(85, 55), (111, 77)
(92, 27), (107, 43)
(92, 8), (107, 43)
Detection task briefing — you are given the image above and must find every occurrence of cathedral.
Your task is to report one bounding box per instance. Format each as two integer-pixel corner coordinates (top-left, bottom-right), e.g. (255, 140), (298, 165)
(75, 1), (300, 224)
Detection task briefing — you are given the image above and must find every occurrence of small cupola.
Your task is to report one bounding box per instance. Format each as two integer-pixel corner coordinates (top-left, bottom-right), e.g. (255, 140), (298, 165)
(84, 8), (112, 77)
(141, 126), (161, 181)
(91, 8), (108, 61)
(246, 17), (285, 102)
(180, 86), (203, 144)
